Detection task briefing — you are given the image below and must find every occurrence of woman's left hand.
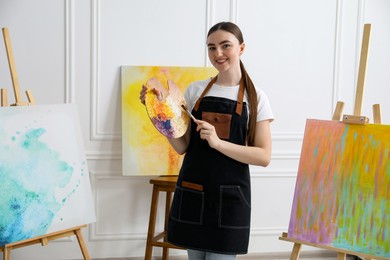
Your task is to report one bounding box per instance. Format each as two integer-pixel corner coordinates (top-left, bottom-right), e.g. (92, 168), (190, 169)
(196, 120), (221, 149)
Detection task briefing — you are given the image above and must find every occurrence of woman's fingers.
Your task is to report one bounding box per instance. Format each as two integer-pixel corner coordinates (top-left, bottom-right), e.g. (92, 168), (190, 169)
(196, 121), (220, 148)
(139, 85), (147, 105)
(196, 121), (213, 136)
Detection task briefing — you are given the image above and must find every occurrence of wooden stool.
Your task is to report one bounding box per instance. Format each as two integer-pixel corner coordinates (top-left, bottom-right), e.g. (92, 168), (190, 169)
(145, 175), (184, 260)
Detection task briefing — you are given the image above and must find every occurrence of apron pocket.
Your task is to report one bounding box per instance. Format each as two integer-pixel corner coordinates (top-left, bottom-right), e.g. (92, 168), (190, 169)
(202, 111), (232, 140)
(170, 186), (204, 225)
(219, 185), (251, 229)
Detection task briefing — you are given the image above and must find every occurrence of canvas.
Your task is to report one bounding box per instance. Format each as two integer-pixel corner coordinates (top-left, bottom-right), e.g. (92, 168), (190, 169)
(288, 119), (390, 258)
(0, 104), (96, 246)
(121, 66), (217, 176)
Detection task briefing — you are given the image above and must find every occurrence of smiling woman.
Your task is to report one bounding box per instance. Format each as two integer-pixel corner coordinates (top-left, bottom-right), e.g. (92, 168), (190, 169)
(140, 22), (274, 260)
(207, 31), (245, 76)
(2, 1), (390, 259)
(166, 22), (274, 260)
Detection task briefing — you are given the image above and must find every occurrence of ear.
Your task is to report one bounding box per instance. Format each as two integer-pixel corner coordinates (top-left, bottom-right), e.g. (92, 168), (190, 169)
(239, 42), (245, 56)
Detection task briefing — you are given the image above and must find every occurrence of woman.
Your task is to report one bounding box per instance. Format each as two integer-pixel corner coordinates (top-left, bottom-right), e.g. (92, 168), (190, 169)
(141, 22), (273, 260)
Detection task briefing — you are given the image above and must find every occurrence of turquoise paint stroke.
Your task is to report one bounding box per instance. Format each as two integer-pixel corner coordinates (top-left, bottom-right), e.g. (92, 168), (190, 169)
(0, 128), (73, 245)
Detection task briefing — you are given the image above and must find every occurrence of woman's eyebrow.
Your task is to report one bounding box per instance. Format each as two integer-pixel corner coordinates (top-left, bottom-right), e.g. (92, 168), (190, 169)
(218, 40), (231, 45)
(207, 40), (231, 47)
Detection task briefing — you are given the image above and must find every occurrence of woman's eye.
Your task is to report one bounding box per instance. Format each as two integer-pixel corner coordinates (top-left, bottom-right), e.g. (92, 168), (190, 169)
(208, 47), (215, 51)
(223, 44), (231, 49)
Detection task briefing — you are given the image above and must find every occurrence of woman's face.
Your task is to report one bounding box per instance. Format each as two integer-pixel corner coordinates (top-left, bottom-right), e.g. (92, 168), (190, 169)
(207, 30), (245, 74)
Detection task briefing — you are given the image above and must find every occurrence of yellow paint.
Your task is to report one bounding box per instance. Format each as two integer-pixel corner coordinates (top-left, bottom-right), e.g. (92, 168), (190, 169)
(121, 66), (217, 176)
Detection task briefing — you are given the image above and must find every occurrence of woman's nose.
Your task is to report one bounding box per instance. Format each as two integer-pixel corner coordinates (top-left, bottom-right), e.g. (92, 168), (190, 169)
(215, 47), (223, 56)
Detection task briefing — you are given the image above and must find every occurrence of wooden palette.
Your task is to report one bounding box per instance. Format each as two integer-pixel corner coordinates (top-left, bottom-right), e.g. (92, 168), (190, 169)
(144, 77), (189, 138)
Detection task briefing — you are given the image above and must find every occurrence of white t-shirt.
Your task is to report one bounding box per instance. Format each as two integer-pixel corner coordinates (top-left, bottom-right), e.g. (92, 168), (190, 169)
(184, 78), (274, 123)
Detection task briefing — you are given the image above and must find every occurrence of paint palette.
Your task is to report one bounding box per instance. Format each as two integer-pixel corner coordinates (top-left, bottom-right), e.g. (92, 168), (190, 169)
(144, 77), (190, 138)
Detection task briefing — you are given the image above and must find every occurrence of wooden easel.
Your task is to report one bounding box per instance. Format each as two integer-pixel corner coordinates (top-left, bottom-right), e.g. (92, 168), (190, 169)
(0, 28), (35, 107)
(0, 28), (91, 260)
(0, 225), (90, 260)
(280, 24), (387, 260)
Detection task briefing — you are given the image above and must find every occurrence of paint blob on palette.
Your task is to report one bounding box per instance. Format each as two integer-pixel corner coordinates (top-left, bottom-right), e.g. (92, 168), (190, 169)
(145, 77), (190, 138)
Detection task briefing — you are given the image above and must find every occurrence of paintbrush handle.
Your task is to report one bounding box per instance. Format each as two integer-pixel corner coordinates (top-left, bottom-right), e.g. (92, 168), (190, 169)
(181, 104), (197, 122)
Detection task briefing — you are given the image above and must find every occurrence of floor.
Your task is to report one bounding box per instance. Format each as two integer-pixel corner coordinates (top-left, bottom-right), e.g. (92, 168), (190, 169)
(89, 252), (359, 260)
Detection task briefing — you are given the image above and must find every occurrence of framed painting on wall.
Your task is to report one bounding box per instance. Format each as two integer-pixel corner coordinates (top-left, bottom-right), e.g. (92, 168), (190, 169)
(121, 66), (217, 176)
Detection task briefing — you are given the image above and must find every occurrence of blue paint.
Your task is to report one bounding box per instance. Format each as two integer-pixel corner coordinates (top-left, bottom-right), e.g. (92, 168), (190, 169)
(340, 125), (348, 153)
(0, 128), (74, 245)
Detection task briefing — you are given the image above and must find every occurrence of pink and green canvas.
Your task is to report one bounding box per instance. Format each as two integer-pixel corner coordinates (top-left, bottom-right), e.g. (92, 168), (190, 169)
(288, 119), (389, 258)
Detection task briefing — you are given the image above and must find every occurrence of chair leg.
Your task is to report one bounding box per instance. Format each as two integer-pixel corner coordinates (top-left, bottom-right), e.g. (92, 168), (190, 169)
(145, 185), (159, 260)
(162, 191), (173, 260)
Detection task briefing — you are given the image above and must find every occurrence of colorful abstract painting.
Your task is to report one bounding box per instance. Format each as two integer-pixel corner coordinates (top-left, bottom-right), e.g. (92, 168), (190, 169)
(0, 104), (96, 246)
(121, 66), (217, 176)
(288, 119), (390, 258)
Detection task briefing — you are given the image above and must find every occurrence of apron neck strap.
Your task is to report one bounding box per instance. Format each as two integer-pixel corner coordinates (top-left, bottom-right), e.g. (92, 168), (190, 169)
(193, 75), (245, 116)
(193, 76), (217, 112)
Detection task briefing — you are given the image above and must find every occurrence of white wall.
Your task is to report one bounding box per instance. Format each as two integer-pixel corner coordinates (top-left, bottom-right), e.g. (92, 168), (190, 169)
(0, 0), (389, 259)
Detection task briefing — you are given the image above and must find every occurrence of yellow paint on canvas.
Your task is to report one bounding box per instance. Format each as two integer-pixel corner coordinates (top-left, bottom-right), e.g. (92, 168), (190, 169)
(121, 66), (217, 176)
(289, 119), (390, 257)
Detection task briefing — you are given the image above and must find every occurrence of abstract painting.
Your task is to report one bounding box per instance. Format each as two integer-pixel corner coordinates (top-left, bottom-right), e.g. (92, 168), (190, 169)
(288, 119), (390, 258)
(121, 66), (217, 176)
(0, 104), (96, 246)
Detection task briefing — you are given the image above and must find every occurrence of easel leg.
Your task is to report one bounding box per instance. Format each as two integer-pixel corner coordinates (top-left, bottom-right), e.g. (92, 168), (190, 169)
(1, 89), (8, 107)
(290, 243), (302, 260)
(75, 228), (91, 260)
(25, 90), (36, 105)
(2, 28), (23, 105)
(3, 248), (10, 260)
(332, 101), (345, 121)
(337, 252), (346, 260)
(373, 104), (381, 124)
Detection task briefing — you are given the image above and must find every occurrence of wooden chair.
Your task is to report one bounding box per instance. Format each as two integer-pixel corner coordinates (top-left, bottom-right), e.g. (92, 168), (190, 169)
(145, 175), (185, 260)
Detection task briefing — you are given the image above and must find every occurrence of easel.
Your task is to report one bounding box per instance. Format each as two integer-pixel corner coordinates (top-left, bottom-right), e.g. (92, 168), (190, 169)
(280, 24), (387, 260)
(0, 28), (91, 260)
(0, 225), (90, 260)
(0, 28), (35, 106)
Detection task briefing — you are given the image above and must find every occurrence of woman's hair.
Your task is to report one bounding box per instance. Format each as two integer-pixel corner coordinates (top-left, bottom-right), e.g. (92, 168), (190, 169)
(207, 22), (258, 146)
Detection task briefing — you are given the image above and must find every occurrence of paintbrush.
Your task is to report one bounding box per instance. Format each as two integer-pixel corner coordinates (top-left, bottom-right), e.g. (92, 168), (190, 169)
(181, 104), (198, 123)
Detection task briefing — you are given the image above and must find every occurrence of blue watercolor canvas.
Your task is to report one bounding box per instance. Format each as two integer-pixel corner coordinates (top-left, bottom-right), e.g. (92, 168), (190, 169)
(0, 104), (96, 246)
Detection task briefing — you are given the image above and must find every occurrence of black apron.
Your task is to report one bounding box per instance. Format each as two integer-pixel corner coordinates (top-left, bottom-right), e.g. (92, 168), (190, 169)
(168, 77), (251, 255)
